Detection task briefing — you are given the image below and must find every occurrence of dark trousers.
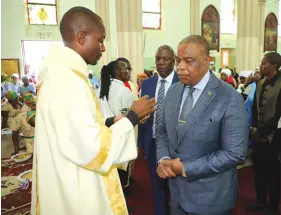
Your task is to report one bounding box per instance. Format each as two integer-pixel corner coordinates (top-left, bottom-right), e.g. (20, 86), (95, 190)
(147, 139), (169, 215)
(252, 141), (280, 212)
(118, 168), (129, 188)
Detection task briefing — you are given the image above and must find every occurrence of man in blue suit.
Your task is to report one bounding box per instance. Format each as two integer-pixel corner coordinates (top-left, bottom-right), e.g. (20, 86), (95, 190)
(138, 45), (179, 215)
(156, 35), (248, 215)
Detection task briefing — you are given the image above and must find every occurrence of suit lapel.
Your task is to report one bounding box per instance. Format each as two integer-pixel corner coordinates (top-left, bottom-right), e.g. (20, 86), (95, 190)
(176, 74), (219, 145)
(169, 82), (185, 145)
(172, 71), (179, 84)
(151, 76), (158, 98)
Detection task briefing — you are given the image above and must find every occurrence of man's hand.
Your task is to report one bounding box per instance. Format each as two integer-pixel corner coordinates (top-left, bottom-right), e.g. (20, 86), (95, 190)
(244, 75), (256, 88)
(251, 127), (268, 144)
(157, 159), (176, 179)
(171, 158), (184, 175)
(139, 114), (150, 124)
(130, 95), (157, 120)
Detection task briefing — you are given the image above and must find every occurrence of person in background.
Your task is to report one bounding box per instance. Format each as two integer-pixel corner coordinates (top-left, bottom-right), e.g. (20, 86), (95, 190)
(221, 68), (237, 88)
(237, 70), (253, 100)
(138, 45), (179, 215)
(231, 67), (239, 83)
(100, 60), (136, 116)
(88, 73), (100, 89)
(209, 65), (220, 78)
(28, 73), (37, 85)
(99, 60), (137, 201)
(2, 91), (26, 154)
(244, 70), (263, 148)
(3, 73), (20, 93)
(117, 58), (132, 88)
(137, 73), (148, 94)
(1, 86), (8, 128)
(19, 75), (36, 96)
(11, 96), (36, 155)
(246, 52), (281, 215)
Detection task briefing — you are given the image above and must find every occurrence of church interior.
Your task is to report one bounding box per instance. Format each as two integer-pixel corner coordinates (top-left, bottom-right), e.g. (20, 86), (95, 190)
(1, 0), (281, 214)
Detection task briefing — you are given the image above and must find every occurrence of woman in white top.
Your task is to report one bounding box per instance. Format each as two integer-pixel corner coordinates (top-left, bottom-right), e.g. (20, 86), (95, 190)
(100, 60), (136, 116)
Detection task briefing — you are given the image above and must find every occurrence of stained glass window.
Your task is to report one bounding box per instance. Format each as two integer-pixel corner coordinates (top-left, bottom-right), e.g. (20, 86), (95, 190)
(142, 0), (161, 29)
(27, 0), (58, 25)
(221, 0), (237, 34)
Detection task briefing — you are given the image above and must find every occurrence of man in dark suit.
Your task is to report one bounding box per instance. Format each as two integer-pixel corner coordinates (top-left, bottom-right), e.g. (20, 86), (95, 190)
(156, 35), (248, 215)
(138, 45), (179, 215)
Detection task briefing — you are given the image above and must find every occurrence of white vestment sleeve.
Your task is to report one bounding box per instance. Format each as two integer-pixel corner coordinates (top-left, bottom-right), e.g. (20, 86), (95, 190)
(49, 76), (137, 174)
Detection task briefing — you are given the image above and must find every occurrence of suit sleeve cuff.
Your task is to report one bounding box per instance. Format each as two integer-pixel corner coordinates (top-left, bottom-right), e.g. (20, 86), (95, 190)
(158, 156), (171, 164)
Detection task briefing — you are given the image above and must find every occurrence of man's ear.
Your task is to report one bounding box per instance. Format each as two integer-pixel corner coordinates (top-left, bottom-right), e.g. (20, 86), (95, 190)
(77, 31), (87, 46)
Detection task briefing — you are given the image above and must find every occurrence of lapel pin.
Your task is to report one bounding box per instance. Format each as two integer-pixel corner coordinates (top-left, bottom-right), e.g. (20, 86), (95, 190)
(208, 91), (212, 96)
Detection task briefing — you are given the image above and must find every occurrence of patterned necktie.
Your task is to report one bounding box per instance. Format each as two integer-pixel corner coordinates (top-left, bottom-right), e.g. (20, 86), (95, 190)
(179, 87), (195, 122)
(155, 79), (166, 140)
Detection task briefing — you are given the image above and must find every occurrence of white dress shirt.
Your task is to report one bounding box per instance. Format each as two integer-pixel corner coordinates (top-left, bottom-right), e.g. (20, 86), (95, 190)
(153, 72), (175, 138)
(108, 79), (137, 116)
(159, 71), (210, 163)
(179, 71), (210, 119)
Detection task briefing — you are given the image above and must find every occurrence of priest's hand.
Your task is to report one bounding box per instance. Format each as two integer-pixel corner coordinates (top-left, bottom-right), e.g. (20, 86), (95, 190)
(157, 159), (176, 179)
(114, 114), (124, 123)
(130, 95), (157, 120)
(139, 114), (150, 124)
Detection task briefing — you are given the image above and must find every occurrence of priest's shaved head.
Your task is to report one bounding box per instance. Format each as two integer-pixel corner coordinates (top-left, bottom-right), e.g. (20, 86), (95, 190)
(60, 6), (106, 65)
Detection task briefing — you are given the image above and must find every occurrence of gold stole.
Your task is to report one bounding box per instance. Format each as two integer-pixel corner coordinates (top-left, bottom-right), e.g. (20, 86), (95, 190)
(72, 69), (128, 215)
(35, 70), (128, 215)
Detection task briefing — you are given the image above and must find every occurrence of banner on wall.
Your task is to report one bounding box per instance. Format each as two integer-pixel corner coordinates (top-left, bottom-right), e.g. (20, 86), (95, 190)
(1, 59), (20, 77)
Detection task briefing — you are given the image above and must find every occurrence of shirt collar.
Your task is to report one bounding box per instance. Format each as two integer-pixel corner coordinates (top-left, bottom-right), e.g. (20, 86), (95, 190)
(112, 79), (124, 85)
(263, 72), (281, 87)
(188, 70), (210, 90)
(158, 71), (175, 84)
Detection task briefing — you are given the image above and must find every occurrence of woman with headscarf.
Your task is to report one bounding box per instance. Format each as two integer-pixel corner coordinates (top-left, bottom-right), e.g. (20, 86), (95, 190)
(1, 91), (23, 127)
(220, 68), (237, 88)
(137, 73), (148, 94)
(237, 70), (254, 100)
(11, 107), (36, 155)
(19, 75), (36, 96)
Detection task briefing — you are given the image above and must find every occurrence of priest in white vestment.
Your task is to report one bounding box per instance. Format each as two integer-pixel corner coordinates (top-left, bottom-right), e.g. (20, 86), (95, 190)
(31, 7), (156, 215)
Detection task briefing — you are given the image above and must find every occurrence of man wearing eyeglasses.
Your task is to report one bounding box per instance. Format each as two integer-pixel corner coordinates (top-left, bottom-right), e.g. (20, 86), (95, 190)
(138, 45), (179, 215)
(156, 35), (248, 215)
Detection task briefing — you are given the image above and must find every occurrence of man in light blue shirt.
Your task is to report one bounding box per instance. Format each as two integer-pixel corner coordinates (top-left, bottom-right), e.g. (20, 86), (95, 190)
(19, 75), (36, 96)
(3, 73), (21, 94)
(88, 73), (100, 89)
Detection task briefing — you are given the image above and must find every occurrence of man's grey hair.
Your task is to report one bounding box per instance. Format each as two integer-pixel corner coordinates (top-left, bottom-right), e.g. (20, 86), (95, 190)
(178, 35), (210, 56)
(156, 45), (175, 57)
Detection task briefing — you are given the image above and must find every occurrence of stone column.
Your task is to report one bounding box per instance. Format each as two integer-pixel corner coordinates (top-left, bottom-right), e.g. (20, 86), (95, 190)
(236, 0), (265, 73)
(95, 0), (112, 69)
(116, 0), (143, 84)
(190, 0), (201, 35)
(257, 0), (266, 62)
